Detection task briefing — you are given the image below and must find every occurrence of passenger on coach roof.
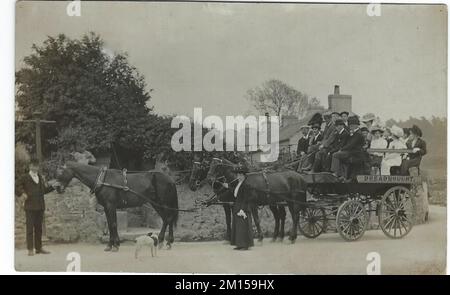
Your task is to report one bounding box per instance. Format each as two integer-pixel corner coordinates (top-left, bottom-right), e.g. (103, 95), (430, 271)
(400, 125), (427, 175)
(380, 125), (406, 175)
(368, 125), (387, 175)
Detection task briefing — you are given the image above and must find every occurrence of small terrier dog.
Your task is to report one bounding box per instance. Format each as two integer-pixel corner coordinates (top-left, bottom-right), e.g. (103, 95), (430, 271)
(135, 232), (159, 259)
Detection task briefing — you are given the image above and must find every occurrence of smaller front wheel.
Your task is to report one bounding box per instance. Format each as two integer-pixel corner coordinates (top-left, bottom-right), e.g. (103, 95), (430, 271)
(298, 207), (327, 238)
(336, 200), (368, 241)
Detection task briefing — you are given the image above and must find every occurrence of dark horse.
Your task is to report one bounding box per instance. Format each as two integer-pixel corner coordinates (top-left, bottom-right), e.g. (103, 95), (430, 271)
(188, 160), (236, 242)
(206, 158), (307, 243)
(56, 162), (178, 251)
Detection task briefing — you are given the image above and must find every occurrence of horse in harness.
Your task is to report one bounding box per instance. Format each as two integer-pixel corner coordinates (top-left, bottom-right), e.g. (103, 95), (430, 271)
(55, 162), (179, 252)
(205, 158), (308, 243)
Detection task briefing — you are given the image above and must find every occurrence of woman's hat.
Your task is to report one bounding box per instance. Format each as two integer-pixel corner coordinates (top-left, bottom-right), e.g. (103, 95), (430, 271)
(347, 116), (360, 126)
(360, 126), (369, 133)
(411, 125), (422, 137)
(340, 111), (349, 116)
(308, 113), (324, 126)
(361, 113), (376, 122)
(331, 111), (340, 116)
(391, 125), (404, 138)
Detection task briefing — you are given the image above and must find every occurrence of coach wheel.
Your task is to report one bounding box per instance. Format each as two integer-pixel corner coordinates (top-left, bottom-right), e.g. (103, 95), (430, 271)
(379, 186), (415, 239)
(298, 207), (327, 238)
(336, 199), (368, 241)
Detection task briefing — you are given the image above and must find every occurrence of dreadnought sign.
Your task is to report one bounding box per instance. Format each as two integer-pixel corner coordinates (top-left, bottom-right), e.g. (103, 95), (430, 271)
(356, 175), (419, 184)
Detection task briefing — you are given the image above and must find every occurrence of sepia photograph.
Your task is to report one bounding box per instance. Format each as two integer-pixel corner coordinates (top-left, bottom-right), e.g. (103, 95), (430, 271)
(13, 1), (447, 275)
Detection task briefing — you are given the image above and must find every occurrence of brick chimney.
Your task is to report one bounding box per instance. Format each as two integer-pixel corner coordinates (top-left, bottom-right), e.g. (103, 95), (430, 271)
(328, 85), (352, 113)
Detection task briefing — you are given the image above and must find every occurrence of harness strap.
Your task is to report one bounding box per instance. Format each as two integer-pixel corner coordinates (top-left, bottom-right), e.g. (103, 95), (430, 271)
(261, 171), (270, 197)
(122, 168), (128, 187)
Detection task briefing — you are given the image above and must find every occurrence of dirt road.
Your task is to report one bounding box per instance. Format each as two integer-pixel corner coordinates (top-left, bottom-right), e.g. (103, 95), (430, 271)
(15, 205), (446, 274)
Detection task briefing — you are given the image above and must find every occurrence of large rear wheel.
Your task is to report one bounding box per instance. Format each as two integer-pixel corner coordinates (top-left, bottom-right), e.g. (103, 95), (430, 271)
(378, 186), (415, 239)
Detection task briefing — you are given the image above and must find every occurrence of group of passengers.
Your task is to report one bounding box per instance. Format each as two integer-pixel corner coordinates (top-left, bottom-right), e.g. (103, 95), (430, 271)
(296, 111), (427, 180)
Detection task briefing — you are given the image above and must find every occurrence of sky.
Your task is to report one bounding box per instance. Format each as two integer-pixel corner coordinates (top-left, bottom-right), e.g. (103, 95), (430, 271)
(15, 1), (447, 122)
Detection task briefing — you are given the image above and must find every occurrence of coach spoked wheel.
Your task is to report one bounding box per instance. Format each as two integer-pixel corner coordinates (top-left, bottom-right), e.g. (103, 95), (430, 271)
(379, 186), (415, 239)
(336, 199), (368, 241)
(298, 207), (327, 238)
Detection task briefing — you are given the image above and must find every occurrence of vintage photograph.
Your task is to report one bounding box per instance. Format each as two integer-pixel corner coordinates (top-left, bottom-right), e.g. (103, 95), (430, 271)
(14, 1), (447, 274)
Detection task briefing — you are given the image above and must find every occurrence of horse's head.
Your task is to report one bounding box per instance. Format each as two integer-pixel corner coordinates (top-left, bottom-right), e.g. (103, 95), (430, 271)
(55, 163), (76, 193)
(206, 158), (236, 190)
(188, 161), (209, 191)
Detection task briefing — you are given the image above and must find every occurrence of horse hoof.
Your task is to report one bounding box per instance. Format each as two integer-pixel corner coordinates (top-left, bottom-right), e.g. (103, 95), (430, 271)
(166, 244), (172, 250)
(290, 239), (296, 244)
(111, 246), (119, 252)
(158, 242), (164, 250)
(104, 246), (112, 252)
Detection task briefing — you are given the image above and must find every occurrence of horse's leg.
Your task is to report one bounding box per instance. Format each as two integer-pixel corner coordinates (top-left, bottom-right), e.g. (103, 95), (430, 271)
(167, 221), (174, 250)
(223, 204), (232, 243)
(278, 205), (286, 242)
(158, 219), (168, 249)
(105, 203), (120, 252)
(269, 205), (279, 242)
(104, 207), (113, 252)
(251, 206), (263, 243)
(288, 203), (301, 244)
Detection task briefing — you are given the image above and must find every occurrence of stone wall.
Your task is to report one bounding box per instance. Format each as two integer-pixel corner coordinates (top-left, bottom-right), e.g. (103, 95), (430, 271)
(45, 179), (102, 243)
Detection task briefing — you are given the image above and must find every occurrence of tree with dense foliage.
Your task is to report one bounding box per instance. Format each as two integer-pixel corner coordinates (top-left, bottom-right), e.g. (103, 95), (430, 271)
(16, 33), (153, 160)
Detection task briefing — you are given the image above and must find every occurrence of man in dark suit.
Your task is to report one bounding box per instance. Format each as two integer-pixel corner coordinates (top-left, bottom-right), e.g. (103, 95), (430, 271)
(401, 125), (427, 175)
(331, 116), (365, 178)
(19, 159), (55, 256)
(296, 125), (310, 157)
(313, 119), (350, 172)
(312, 112), (339, 172)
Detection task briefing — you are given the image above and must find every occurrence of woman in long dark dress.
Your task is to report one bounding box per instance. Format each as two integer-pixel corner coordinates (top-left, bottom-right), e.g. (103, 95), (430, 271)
(230, 184), (254, 250)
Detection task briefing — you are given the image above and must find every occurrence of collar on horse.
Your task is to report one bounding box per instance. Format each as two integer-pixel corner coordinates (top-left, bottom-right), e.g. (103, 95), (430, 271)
(91, 167), (130, 194)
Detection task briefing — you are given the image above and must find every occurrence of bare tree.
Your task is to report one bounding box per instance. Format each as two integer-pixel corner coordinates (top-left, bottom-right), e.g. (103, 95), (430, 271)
(246, 79), (311, 118)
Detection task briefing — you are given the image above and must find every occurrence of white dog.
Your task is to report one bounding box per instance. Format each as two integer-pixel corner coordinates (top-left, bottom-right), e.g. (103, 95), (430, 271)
(135, 232), (159, 259)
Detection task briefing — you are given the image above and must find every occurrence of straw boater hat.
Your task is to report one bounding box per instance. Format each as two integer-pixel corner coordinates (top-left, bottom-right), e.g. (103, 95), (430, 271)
(390, 125), (404, 138)
(361, 113), (376, 123)
(299, 125), (310, 131)
(411, 125), (423, 137)
(340, 111), (349, 116)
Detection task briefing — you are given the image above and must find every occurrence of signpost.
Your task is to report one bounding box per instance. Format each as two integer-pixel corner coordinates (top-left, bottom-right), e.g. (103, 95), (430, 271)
(20, 111), (56, 164)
